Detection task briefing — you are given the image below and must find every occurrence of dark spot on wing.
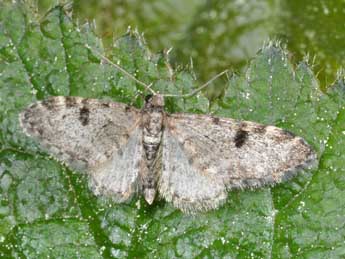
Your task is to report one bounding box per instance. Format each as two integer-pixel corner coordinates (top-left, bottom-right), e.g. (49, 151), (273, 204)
(79, 106), (90, 126)
(234, 129), (248, 148)
(212, 117), (220, 125)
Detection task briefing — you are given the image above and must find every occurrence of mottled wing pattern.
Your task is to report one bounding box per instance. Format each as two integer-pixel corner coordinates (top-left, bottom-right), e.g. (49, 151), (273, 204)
(160, 113), (317, 212)
(20, 96), (142, 201)
(90, 126), (143, 202)
(159, 129), (228, 213)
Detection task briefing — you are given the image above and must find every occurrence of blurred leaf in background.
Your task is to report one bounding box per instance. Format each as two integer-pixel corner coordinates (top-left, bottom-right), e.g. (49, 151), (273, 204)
(37, 0), (345, 89)
(1, 1), (345, 259)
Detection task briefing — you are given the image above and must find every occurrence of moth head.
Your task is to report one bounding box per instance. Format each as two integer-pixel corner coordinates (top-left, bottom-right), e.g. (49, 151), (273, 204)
(144, 94), (165, 108)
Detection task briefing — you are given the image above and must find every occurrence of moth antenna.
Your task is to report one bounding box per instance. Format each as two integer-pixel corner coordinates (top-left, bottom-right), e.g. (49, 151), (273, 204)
(163, 69), (229, 98)
(84, 44), (157, 95)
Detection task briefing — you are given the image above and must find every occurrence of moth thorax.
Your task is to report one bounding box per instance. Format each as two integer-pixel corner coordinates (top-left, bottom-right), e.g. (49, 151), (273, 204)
(142, 111), (164, 163)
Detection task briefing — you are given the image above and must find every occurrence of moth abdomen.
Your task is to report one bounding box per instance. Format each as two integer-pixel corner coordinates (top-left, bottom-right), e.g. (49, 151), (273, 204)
(140, 95), (165, 204)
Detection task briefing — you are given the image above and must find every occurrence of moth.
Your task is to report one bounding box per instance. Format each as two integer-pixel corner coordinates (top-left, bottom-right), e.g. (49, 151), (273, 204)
(19, 48), (317, 213)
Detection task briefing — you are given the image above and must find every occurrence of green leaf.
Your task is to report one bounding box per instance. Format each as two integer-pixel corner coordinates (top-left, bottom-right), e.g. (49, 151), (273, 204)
(1, 2), (345, 259)
(278, 0), (345, 88)
(42, 0), (345, 90)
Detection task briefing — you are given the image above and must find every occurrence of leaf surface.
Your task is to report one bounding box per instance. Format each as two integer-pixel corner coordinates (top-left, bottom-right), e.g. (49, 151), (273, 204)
(0, 3), (344, 259)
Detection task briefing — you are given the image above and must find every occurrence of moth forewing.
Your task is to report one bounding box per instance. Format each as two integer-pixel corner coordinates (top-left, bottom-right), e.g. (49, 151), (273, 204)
(19, 96), (143, 201)
(164, 114), (317, 192)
